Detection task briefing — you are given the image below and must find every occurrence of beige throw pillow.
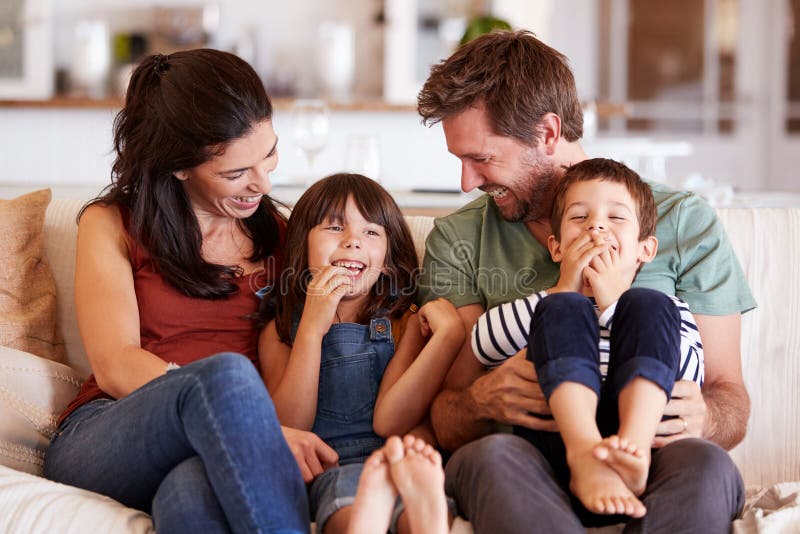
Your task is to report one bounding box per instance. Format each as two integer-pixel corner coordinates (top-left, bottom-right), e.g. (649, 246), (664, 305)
(0, 189), (65, 363)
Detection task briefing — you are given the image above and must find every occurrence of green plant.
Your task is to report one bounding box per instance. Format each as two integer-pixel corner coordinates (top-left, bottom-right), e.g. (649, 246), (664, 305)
(459, 15), (512, 46)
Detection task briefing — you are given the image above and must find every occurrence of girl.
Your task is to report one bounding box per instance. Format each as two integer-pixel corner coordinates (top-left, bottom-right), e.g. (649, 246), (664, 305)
(259, 173), (462, 534)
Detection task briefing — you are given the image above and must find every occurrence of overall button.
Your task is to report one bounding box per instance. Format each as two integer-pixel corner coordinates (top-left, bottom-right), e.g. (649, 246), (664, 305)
(370, 317), (391, 340)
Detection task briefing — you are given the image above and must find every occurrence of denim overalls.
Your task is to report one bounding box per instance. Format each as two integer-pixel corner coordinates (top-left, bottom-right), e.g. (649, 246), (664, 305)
(292, 313), (394, 465)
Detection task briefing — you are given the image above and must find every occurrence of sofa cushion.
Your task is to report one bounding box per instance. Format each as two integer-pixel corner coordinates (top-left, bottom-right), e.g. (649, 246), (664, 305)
(0, 346), (81, 475)
(0, 464), (153, 534)
(43, 199), (89, 377)
(0, 189), (65, 363)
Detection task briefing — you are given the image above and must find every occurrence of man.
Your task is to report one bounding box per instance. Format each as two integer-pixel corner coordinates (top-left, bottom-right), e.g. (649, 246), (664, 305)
(417, 30), (756, 533)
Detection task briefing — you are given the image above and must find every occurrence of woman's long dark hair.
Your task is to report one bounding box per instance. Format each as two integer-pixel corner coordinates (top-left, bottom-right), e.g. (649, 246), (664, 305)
(261, 174), (419, 345)
(82, 49), (284, 299)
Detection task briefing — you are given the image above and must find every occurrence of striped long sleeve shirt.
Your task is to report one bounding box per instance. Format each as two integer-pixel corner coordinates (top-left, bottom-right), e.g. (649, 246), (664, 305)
(471, 291), (704, 386)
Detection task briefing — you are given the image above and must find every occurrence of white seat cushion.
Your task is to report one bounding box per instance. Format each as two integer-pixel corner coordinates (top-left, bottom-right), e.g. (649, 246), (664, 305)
(0, 464), (153, 533)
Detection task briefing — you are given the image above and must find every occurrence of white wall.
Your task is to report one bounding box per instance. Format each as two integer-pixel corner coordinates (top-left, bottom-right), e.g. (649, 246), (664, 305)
(2, 0), (796, 194)
(0, 106), (461, 193)
(2, 105), (766, 194)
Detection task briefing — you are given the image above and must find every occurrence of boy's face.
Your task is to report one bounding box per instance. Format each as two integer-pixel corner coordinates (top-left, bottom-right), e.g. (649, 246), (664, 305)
(549, 179), (657, 276)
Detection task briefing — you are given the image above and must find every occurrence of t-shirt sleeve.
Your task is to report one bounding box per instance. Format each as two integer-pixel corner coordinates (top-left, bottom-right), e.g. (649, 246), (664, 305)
(417, 217), (483, 308)
(472, 291), (546, 367)
(672, 195), (756, 315)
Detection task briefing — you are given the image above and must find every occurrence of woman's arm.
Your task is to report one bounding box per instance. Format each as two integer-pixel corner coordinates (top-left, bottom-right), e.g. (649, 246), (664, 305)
(75, 205), (169, 398)
(373, 298), (465, 438)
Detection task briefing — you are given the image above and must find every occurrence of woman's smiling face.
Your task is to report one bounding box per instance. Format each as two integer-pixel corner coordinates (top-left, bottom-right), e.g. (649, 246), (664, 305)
(176, 120), (278, 220)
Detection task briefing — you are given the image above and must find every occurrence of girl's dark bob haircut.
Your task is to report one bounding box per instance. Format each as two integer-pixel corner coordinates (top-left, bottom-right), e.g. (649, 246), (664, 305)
(263, 173), (419, 344)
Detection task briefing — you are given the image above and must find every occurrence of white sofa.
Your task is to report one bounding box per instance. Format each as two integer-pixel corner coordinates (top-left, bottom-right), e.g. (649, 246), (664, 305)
(1, 196), (799, 533)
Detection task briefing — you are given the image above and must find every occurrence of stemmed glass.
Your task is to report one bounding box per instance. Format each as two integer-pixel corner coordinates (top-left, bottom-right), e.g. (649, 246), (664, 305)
(290, 99), (330, 186)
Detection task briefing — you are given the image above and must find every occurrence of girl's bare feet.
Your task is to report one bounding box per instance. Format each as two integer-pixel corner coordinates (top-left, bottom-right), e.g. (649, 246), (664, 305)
(387, 435), (449, 534)
(593, 435), (650, 496)
(568, 446), (647, 518)
(347, 446), (398, 534)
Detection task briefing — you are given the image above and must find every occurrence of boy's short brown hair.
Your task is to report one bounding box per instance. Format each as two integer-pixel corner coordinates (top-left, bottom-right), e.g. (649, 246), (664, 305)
(550, 158), (657, 241)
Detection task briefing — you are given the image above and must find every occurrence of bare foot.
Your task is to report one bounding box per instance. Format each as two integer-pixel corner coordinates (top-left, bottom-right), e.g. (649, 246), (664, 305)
(567, 447), (647, 518)
(346, 447), (398, 534)
(593, 435), (650, 496)
(387, 435), (449, 534)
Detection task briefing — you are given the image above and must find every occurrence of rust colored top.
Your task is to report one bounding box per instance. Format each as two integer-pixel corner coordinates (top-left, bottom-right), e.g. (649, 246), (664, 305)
(58, 208), (285, 424)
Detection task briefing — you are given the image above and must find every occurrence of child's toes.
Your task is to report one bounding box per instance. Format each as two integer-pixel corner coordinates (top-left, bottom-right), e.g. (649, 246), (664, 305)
(385, 436), (405, 464)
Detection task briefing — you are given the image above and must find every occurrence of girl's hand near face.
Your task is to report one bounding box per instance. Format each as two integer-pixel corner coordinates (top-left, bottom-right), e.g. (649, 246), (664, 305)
(417, 298), (465, 344)
(299, 266), (353, 338)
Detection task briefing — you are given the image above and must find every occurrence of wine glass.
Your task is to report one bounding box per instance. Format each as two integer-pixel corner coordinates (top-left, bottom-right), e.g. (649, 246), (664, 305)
(344, 135), (382, 183)
(290, 99), (330, 186)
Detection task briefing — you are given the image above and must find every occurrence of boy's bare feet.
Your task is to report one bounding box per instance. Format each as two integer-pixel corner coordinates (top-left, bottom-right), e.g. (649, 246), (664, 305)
(568, 447), (647, 518)
(347, 446), (398, 534)
(387, 435), (449, 534)
(593, 435), (650, 496)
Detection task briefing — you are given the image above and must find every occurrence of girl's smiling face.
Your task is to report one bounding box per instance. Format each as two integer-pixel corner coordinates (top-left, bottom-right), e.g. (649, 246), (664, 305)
(307, 195), (388, 300)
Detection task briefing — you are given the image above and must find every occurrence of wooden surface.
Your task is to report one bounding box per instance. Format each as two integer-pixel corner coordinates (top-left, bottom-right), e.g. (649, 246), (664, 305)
(0, 96), (630, 117)
(0, 96), (417, 112)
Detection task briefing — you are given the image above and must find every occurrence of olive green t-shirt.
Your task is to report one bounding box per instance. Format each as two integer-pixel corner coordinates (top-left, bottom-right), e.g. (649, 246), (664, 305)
(418, 183), (756, 315)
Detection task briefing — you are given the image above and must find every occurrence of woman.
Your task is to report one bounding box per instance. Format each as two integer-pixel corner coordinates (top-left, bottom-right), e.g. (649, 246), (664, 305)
(43, 49), (337, 534)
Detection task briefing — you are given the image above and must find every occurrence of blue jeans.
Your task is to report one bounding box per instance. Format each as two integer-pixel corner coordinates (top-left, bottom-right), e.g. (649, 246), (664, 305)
(521, 288), (681, 437)
(530, 289), (681, 402)
(44, 353), (309, 534)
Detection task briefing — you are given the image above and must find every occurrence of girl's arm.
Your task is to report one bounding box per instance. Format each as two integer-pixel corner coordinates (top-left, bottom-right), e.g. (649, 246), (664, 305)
(373, 298), (465, 438)
(258, 265), (351, 430)
(258, 319), (324, 429)
(75, 205), (170, 398)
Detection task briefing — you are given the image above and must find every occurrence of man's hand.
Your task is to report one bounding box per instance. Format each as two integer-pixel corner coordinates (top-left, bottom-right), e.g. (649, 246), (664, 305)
(281, 426), (339, 482)
(652, 380), (707, 448)
(470, 351), (558, 432)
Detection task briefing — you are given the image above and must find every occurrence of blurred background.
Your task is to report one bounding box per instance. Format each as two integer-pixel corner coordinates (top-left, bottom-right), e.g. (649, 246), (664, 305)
(1, 0), (799, 208)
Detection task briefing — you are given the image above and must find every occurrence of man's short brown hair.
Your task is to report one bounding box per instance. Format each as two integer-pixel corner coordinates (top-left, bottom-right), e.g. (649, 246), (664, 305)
(550, 158), (657, 241)
(418, 30), (583, 146)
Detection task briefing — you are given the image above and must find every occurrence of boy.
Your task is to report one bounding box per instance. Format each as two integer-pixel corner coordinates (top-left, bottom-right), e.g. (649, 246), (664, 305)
(472, 158), (703, 518)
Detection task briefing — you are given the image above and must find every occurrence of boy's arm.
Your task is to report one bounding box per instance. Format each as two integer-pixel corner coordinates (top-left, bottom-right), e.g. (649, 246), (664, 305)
(373, 300), (465, 438)
(654, 313), (749, 450)
(472, 293), (545, 367)
(430, 304), (557, 451)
